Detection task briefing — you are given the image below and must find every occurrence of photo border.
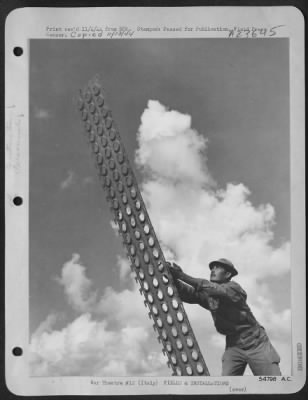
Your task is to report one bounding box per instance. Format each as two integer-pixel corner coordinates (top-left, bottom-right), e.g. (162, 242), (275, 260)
(3, 4), (306, 397)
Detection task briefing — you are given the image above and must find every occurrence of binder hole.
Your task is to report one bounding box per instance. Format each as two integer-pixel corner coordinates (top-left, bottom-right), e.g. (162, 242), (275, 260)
(12, 347), (23, 356)
(13, 47), (23, 56)
(13, 196), (23, 206)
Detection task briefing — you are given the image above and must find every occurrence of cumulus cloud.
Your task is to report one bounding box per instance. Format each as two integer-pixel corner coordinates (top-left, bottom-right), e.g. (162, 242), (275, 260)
(55, 254), (98, 313)
(115, 256), (132, 283)
(60, 170), (75, 190)
(135, 100), (214, 187)
(31, 100), (290, 377)
(32, 313), (60, 338)
(31, 254), (168, 376)
(135, 100), (291, 375)
(30, 312), (166, 376)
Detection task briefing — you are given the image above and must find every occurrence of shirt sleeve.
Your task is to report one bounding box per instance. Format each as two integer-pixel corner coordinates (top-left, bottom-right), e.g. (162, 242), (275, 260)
(175, 280), (210, 309)
(175, 280), (198, 303)
(199, 280), (246, 303)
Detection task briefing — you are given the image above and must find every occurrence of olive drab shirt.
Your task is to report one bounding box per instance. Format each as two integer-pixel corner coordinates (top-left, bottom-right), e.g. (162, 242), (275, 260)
(175, 278), (266, 349)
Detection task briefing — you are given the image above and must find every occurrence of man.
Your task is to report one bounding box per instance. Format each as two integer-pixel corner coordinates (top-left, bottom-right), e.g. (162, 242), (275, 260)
(168, 258), (281, 376)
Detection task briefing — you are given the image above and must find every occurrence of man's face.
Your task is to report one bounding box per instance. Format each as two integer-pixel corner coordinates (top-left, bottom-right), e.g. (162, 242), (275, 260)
(210, 264), (231, 283)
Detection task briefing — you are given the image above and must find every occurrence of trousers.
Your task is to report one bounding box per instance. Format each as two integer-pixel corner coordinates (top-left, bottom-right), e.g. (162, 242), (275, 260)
(222, 336), (281, 376)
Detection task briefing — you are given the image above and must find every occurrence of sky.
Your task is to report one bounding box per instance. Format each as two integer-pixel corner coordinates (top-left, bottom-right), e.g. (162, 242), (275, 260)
(29, 38), (290, 377)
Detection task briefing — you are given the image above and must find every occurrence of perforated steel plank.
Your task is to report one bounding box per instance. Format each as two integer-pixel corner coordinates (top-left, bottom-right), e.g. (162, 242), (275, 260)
(77, 76), (210, 376)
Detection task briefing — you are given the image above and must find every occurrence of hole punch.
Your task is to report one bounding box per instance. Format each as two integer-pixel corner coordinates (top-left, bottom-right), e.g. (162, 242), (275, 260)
(13, 47), (23, 56)
(13, 196), (23, 206)
(12, 347), (23, 356)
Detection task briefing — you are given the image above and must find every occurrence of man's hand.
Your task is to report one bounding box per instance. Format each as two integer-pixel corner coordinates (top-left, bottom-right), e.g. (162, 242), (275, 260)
(172, 262), (183, 273)
(167, 262), (183, 278)
(166, 264), (203, 291)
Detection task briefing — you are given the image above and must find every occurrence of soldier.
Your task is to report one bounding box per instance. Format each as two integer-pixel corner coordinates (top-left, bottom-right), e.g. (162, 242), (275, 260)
(168, 258), (281, 376)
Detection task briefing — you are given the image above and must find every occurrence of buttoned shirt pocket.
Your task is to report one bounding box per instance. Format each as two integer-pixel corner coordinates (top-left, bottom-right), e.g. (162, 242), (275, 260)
(208, 296), (219, 310)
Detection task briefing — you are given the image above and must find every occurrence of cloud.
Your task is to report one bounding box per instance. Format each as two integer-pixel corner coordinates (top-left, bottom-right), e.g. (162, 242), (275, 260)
(32, 313), (60, 338)
(82, 176), (95, 185)
(55, 254), (97, 313)
(115, 256), (132, 283)
(34, 107), (51, 119)
(30, 313), (166, 376)
(60, 173), (94, 190)
(135, 100), (291, 374)
(60, 170), (75, 190)
(31, 100), (290, 377)
(135, 100), (214, 187)
(31, 255), (168, 376)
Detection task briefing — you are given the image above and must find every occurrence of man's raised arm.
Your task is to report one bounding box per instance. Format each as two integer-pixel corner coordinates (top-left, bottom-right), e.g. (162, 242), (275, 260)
(168, 262), (245, 303)
(167, 263), (210, 308)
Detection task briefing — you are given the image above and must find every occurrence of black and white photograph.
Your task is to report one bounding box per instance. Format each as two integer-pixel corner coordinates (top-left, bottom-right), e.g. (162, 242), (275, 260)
(5, 6), (305, 396)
